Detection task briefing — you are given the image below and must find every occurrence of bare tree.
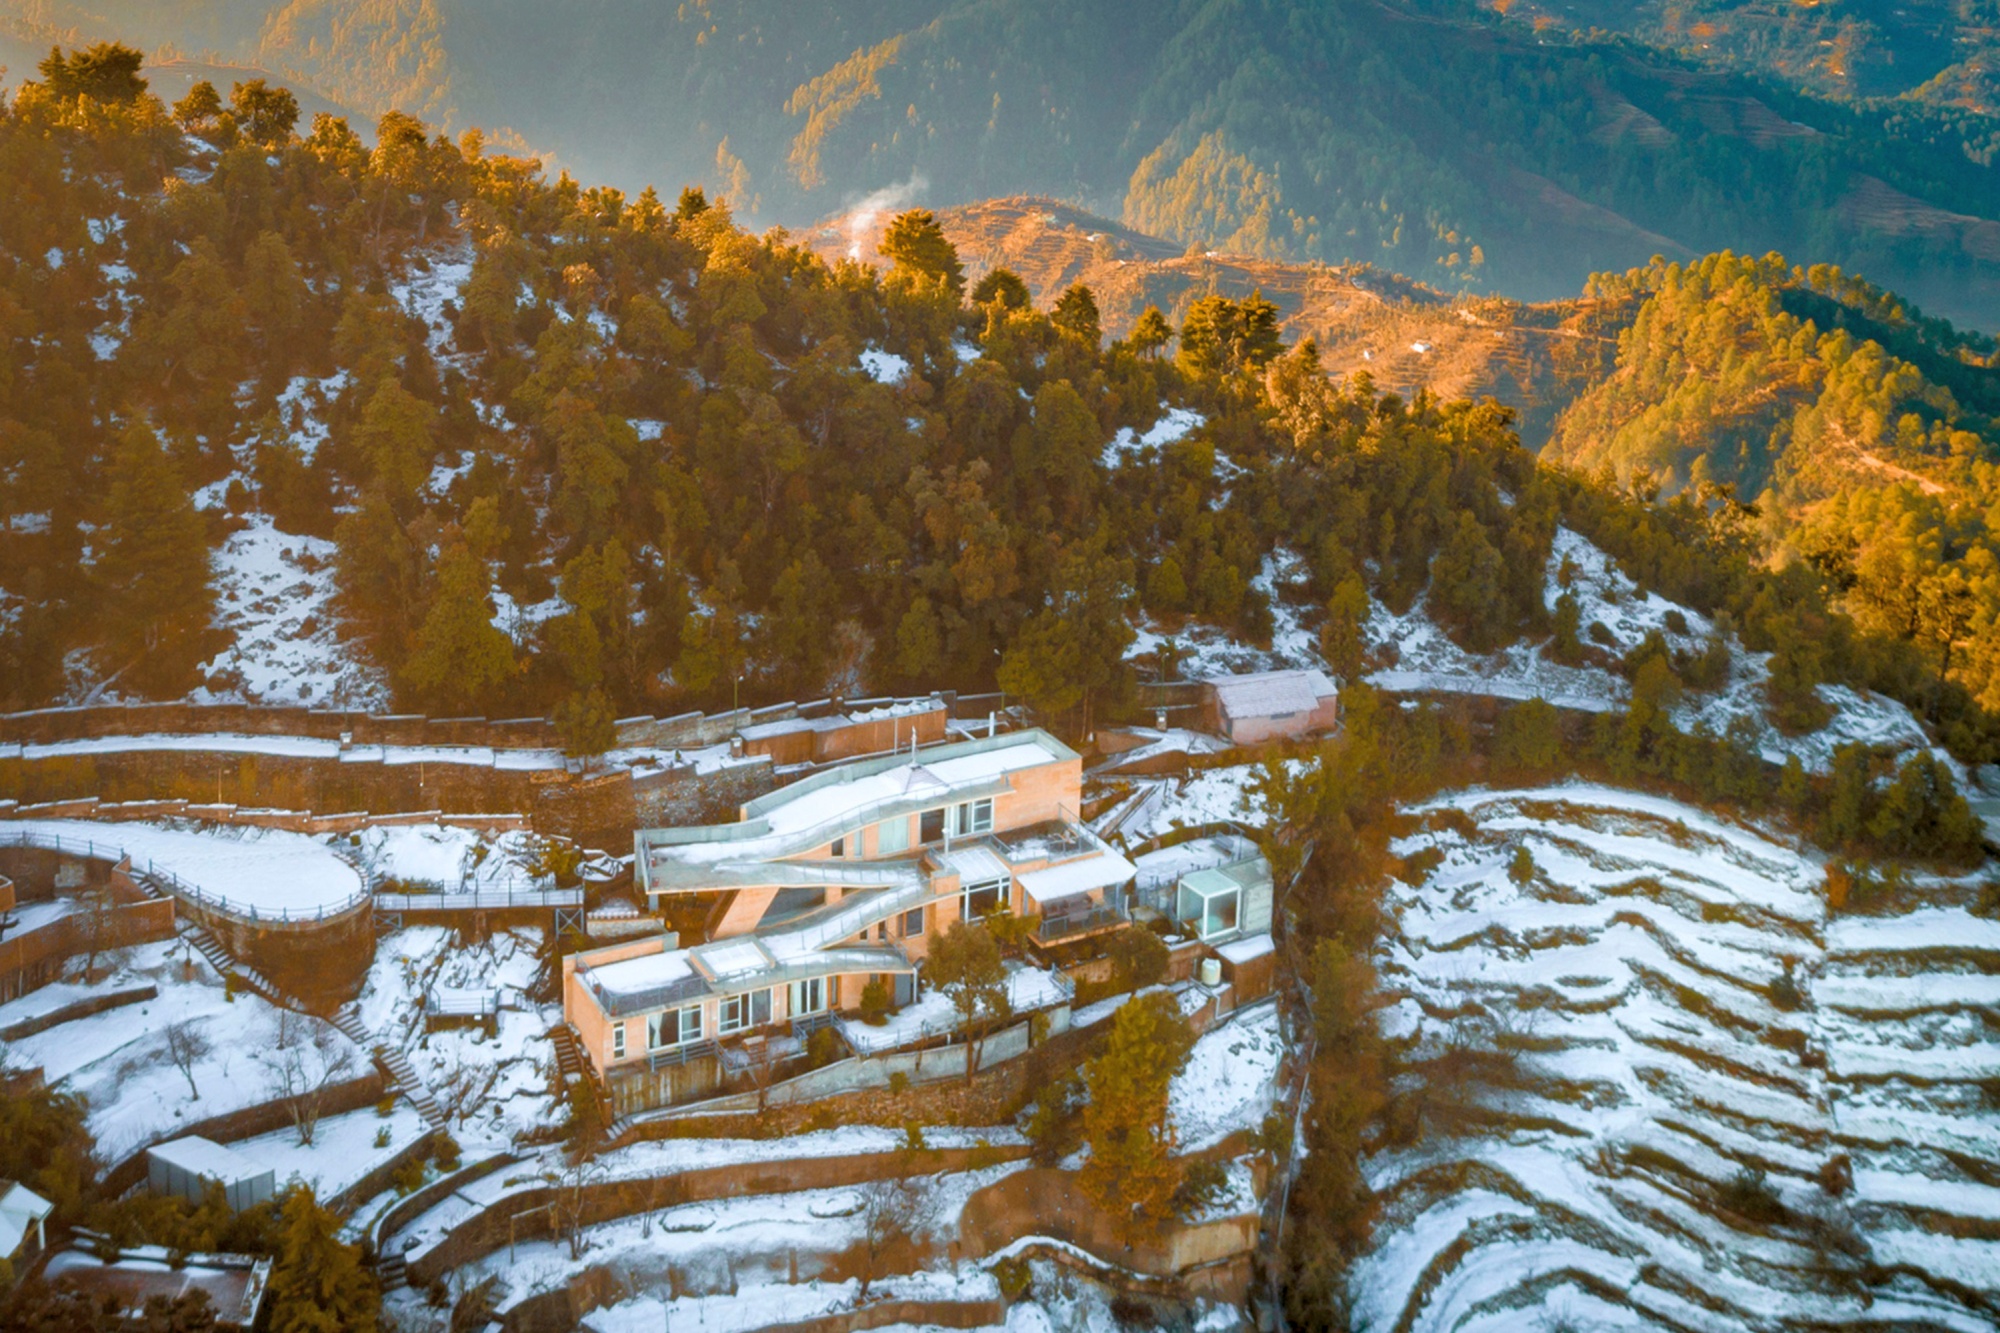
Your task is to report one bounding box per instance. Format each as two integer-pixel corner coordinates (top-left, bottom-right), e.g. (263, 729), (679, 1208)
(72, 879), (125, 981)
(540, 1156), (607, 1261)
(163, 1018), (211, 1100)
(259, 1010), (358, 1145)
(852, 1173), (942, 1299)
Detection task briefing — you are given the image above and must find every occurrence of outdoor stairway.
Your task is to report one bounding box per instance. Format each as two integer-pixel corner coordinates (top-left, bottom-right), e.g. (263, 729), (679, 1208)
(131, 870), (283, 1002)
(373, 1248), (407, 1292)
(334, 1004), (448, 1130)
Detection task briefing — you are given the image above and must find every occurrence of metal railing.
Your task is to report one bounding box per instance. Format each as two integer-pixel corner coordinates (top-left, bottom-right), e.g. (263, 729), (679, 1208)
(375, 886), (584, 912)
(647, 1037), (719, 1070)
(424, 989), (500, 1018)
(1033, 900), (1130, 944)
(0, 830), (371, 926)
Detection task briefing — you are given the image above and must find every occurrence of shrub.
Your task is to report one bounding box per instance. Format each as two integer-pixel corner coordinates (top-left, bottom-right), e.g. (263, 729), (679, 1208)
(887, 1070), (910, 1096)
(1718, 1168), (1787, 1225)
(1663, 608), (1688, 635)
(373, 1126), (392, 1149)
(992, 1256), (1032, 1302)
(1589, 620), (1617, 647)
(391, 1156), (427, 1196)
(1170, 1158), (1230, 1219)
(1767, 963), (1804, 1012)
(1106, 926), (1169, 993)
(375, 1094), (399, 1117)
(858, 977), (893, 1026)
(806, 1027), (843, 1070)
(432, 1133), (461, 1173)
(1507, 845), (1535, 885)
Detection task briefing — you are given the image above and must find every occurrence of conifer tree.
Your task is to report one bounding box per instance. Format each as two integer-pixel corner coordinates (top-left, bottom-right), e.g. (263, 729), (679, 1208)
(95, 422), (216, 696)
(1051, 283), (1101, 345)
(925, 921), (1009, 1085)
(1129, 306), (1173, 358)
(879, 210), (964, 298)
(1078, 990), (1195, 1245)
(970, 268), (1030, 310)
(399, 546), (515, 713)
(264, 1188), (378, 1333)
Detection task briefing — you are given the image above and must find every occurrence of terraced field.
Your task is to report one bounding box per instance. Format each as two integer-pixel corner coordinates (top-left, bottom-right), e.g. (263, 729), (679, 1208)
(1359, 785), (2000, 1331)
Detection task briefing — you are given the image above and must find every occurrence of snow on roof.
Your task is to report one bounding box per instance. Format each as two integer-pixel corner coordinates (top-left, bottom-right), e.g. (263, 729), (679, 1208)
(590, 949), (697, 996)
(1207, 668), (1338, 721)
(1215, 932), (1275, 964)
(1178, 868), (1240, 901)
(694, 938), (771, 978)
(147, 1136), (269, 1184)
(0, 1180), (52, 1255)
(941, 846), (1010, 885)
(1017, 849), (1137, 904)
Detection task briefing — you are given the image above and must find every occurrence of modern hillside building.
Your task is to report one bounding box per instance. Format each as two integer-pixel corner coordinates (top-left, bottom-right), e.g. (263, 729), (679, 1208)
(563, 728), (1136, 1114)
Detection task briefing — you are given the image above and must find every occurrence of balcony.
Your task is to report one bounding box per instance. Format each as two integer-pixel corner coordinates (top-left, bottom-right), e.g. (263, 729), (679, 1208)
(1032, 898), (1129, 945)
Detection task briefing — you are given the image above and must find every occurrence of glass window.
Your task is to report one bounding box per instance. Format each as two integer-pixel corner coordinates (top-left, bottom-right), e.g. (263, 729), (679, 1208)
(919, 809), (946, 843)
(790, 977), (828, 1016)
(956, 798), (994, 836)
(876, 817), (911, 854)
(830, 836), (845, 858)
(611, 1023), (625, 1059)
(902, 906), (925, 937)
(647, 1005), (703, 1048)
(962, 878), (1005, 919)
(1204, 889), (1240, 939)
(720, 990), (771, 1034)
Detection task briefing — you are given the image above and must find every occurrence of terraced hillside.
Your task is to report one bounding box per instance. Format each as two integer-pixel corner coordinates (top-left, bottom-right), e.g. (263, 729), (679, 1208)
(1363, 786), (2000, 1330)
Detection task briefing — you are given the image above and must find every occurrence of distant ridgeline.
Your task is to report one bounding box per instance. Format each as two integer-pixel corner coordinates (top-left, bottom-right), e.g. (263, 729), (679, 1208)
(8, 0), (2000, 321)
(4, 43), (2000, 778)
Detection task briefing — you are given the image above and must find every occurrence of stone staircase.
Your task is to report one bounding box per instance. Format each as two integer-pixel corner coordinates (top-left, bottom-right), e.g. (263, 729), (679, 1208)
(133, 866), (450, 1134)
(333, 1004), (447, 1130)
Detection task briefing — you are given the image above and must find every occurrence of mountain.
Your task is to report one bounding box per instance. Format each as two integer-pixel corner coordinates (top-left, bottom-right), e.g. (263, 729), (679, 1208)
(813, 195), (1619, 444)
(7, 0), (2000, 326)
(1523, 0), (2000, 110)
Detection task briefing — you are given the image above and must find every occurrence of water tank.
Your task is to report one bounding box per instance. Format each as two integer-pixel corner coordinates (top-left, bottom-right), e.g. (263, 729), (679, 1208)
(1198, 957), (1222, 988)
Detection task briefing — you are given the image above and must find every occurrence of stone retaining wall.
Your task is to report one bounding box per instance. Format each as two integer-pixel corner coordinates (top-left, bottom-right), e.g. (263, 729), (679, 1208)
(406, 1145), (1032, 1289)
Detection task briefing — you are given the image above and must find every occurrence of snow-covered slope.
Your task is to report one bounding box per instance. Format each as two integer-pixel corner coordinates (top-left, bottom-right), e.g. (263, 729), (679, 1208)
(1358, 786), (2000, 1330)
(1367, 527), (1956, 777)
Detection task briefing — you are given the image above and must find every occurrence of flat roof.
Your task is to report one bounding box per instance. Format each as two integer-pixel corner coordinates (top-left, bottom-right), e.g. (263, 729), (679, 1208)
(1208, 669), (1338, 721)
(1018, 849), (1138, 904)
(147, 1136), (269, 1184)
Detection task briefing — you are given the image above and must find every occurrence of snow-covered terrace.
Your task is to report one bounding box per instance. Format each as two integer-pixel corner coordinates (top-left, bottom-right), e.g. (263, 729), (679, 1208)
(0, 818), (365, 920)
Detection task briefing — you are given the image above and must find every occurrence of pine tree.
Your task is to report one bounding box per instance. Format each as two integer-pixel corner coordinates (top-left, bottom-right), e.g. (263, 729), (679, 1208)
(970, 268), (1030, 310)
(1129, 306), (1173, 358)
(893, 595), (944, 681)
(1051, 283), (1101, 345)
(264, 1188), (378, 1333)
(879, 210), (964, 298)
(399, 547), (515, 713)
(1077, 991), (1195, 1245)
(924, 922), (1009, 1085)
(1322, 574), (1370, 679)
(95, 422), (216, 696)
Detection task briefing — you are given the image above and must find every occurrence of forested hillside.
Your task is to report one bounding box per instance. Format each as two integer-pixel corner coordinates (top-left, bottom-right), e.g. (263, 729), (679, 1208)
(1519, 0), (2000, 113)
(7, 45), (2000, 782)
(1546, 252), (2000, 719)
(7, 0), (2000, 323)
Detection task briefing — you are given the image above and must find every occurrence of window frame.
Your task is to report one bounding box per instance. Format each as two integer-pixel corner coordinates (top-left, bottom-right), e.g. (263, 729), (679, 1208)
(902, 906), (925, 938)
(955, 798), (994, 836)
(790, 976), (828, 1016)
(876, 817), (911, 854)
(961, 877), (1006, 920)
(719, 987), (772, 1035)
(648, 1004), (704, 1050)
(919, 808), (946, 844)
(611, 1022), (626, 1060)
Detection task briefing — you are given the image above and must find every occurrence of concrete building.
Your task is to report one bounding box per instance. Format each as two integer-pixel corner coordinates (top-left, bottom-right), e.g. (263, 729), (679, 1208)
(1204, 668), (1341, 746)
(146, 1137), (275, 1214)
(568, 729), (1133, 1114)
